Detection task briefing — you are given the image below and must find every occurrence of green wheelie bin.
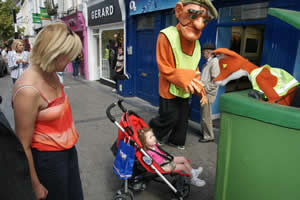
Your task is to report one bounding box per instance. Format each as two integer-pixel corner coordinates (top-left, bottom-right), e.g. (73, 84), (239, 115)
(215, 90), (300, 200)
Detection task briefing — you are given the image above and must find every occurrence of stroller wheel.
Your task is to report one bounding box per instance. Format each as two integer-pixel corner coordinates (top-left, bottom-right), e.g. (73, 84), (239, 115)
(113, 189), (134, 200)
(171, 176), (190, 199)
(129, 181), (147, 192)
(181, 183), (190, 198)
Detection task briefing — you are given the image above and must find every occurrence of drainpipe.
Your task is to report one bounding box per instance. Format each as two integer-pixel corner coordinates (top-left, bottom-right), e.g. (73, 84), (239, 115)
(13, 8), (18, 39)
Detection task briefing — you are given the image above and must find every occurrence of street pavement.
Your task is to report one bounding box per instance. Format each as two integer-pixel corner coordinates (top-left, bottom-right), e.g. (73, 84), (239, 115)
(0, 73), (219, 200)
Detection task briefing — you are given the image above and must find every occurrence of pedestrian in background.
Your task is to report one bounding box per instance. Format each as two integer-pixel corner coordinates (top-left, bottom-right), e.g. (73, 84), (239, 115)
(1, 46), (8, 64)
(199, 42), (219, 143)
(7, 39), (29, 84)
(12, 22), (84, 200)
(72, 52), (82, 78)
(108, 40), (116, 80)
(23, 37), (31, 52)
(0, 46), (8, 77)
(104, 45), (110, 60)
(112, 46), (128, 92)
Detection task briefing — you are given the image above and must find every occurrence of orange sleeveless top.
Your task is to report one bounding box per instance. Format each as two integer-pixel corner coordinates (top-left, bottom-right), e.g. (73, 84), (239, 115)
(13, 85), (79, 151)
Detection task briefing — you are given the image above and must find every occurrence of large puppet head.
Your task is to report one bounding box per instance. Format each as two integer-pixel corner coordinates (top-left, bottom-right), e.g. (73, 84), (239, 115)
(175, 0), (218, 41)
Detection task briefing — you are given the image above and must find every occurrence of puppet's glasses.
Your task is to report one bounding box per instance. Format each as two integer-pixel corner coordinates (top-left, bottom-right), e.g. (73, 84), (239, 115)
(187, 8), (209, 23)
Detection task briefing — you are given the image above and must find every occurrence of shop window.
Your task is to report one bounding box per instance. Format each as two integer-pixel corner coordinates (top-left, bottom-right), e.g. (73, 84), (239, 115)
(245, 38), (259, 53)
(165, 13), (178, 27)
(101, 29), (124, 81)
(137, 14), (154, 29)
(225, 25), (265, 92)
(219, 2), (269, 23)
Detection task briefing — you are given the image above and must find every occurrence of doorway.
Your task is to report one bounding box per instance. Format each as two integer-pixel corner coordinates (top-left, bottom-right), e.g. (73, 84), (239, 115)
(230, 25), (264, 65)
(135, 14), (158, 105)
(225, 25), (265, 92)
(101, 29), (124, 82)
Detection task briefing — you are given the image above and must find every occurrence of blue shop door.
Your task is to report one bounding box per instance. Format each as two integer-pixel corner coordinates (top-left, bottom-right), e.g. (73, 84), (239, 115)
(136, 30), (159, 105)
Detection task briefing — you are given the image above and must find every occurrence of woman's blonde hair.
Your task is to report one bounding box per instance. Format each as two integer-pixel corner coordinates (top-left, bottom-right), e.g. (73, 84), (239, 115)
(11, 39), (24, 51)
(30, 22), (82, 72)
(137, 127), (153, 150)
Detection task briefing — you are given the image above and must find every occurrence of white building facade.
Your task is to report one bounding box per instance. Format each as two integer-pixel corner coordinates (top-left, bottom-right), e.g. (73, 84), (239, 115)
(86, 0), (126, 83)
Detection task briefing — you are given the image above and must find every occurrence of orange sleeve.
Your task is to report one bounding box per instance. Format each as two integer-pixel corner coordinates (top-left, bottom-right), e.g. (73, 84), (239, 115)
(156, 33), (197, 99)
(256, 68), (279, 103)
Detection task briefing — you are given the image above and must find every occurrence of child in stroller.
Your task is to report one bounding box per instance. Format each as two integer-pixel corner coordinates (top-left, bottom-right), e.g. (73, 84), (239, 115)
(137, 127), (205, 187)
(107, 100), (206, 200)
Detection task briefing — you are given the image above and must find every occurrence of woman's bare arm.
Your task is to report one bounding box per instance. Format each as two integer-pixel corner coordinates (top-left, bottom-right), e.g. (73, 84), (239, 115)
(13, 88), (48, 199)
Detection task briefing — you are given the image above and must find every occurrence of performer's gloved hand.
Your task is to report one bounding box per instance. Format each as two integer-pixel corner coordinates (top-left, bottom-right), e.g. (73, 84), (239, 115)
(187, 72), (202, 94)
(189, 71), (208, 105)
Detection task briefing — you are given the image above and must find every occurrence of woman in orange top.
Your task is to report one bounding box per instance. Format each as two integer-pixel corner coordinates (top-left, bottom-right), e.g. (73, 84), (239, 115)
(12, 22), (83, 200)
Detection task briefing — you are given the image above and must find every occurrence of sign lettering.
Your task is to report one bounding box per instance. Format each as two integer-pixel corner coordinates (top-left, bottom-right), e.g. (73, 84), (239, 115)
(88, 0), (122, 26)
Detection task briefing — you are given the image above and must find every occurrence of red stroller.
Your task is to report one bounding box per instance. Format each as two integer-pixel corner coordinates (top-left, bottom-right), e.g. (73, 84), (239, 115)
(107, 100), (191, 200)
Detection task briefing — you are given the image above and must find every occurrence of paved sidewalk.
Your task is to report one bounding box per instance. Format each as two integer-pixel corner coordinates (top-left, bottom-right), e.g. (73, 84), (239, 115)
(0, 73), (218, 200)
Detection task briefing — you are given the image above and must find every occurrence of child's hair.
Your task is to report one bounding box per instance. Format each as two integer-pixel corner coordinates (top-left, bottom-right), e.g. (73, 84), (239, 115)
(137, 127), (152, 150)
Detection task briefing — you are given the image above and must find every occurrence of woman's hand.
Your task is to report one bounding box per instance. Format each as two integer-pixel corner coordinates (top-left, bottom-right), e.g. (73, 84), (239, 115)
(33, 182), (48, 200)
(22, 60), (29, 65)
(16, 59), (23, 64)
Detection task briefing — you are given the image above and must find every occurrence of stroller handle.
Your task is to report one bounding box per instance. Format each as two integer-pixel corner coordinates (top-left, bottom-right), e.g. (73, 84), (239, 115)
(106, 102), (117, 122)
(106, 100), (128, 123)
(117, 99), (127, 112)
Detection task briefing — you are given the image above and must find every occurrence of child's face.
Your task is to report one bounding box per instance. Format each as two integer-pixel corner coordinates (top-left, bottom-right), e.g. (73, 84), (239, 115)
(145, 130), (157, 148)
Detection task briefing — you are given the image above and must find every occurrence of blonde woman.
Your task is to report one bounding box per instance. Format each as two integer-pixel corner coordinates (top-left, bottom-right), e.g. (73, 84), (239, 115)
(12, 23), (83, 200)
(7, 39), (29, 84)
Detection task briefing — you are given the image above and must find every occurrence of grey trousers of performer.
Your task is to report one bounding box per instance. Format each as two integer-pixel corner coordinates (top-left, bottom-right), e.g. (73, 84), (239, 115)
(149, 97), (189, 146)
(200, 100), (214, 140)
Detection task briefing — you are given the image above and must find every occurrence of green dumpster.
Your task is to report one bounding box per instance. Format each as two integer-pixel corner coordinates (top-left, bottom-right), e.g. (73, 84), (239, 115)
(215, 90), (300, 200)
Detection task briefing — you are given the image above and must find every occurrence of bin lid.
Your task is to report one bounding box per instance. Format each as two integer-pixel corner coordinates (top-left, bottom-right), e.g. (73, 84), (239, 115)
(219, 90), (300, 130)
(268, 8), (300, 30)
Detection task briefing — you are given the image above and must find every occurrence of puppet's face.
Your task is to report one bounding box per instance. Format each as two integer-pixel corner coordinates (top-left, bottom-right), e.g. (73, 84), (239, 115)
(175, 3), (210, 41)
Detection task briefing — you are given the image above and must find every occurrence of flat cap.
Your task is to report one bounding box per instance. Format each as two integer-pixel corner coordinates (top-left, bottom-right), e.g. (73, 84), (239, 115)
(179, 0), (218, 19)
(202, 42), (216, 50)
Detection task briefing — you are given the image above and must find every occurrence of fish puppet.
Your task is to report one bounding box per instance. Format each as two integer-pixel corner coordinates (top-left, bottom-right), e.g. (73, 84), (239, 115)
(213, 48), (299, 106)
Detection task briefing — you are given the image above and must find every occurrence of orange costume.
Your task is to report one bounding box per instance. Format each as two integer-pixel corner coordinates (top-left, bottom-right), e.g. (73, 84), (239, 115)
(214, 48), (300, 106)
(157, 24), (203, 99)
(149, 25), (204, 147)
(150, 0), (217, 148)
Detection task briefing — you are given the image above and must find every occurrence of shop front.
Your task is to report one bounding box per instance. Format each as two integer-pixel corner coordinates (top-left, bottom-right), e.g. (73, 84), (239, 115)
(61, 12), (88, 80)
(87, 0), (126, 86)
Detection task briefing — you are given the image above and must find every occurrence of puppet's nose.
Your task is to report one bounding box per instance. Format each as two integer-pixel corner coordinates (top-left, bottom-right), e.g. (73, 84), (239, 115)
(193, 17), (206, 30)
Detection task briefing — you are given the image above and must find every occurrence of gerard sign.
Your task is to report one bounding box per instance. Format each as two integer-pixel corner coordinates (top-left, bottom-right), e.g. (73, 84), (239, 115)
(91, 5), (114, 20)
(88, 0), (122, 26)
